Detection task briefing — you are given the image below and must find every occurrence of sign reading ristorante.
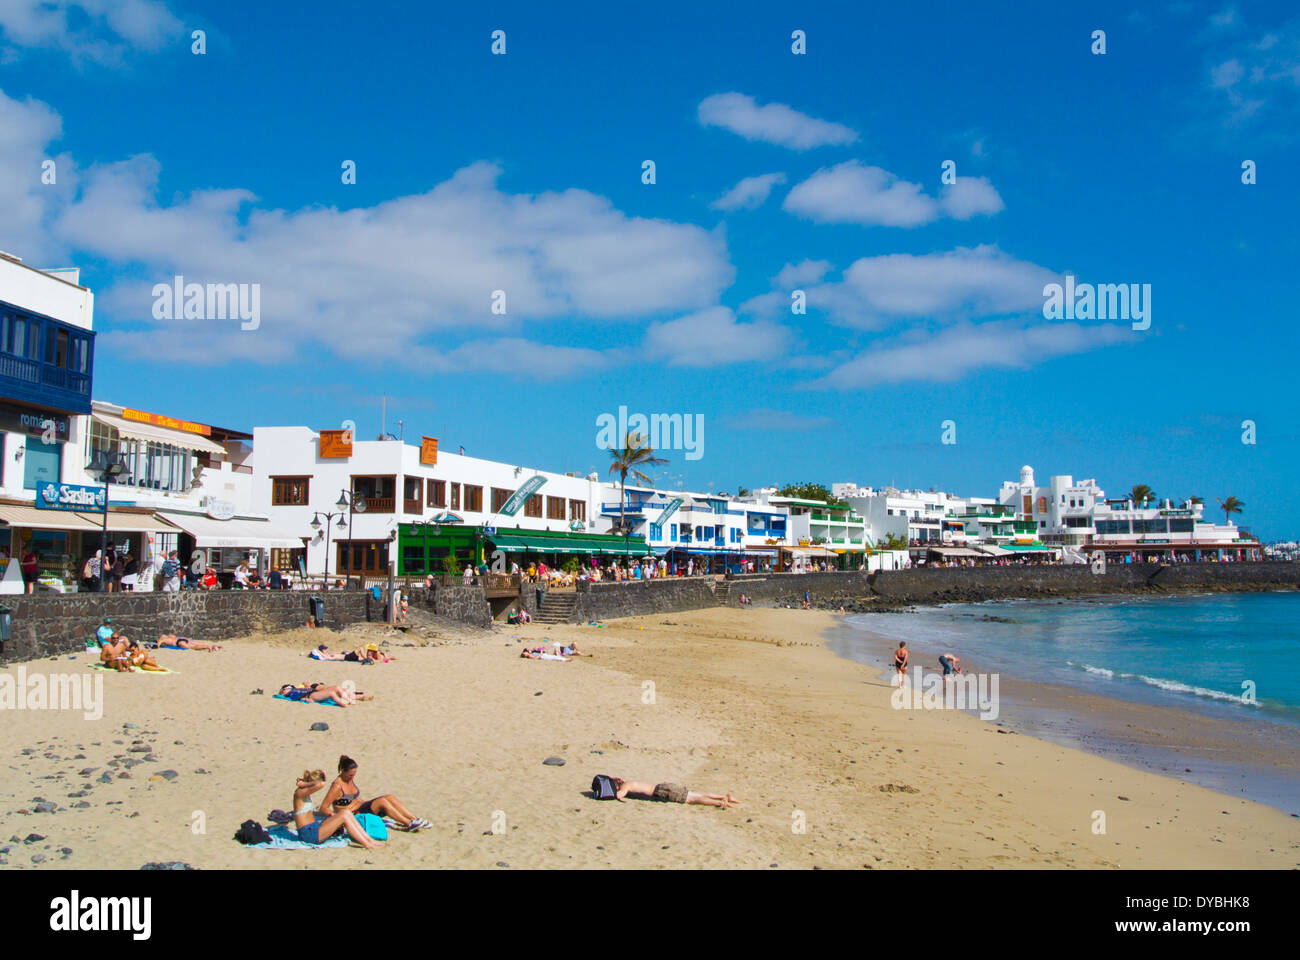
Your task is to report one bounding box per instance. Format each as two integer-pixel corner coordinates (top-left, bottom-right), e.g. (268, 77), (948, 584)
(120, 408), (212, 436)
(35, 482), (107, 511)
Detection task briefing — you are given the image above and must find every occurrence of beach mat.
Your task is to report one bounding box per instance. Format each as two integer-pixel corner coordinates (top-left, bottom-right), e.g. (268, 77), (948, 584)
(273, 693), (343, 707)
(245, 824), (349, 850)
(87, 658), (175, 671)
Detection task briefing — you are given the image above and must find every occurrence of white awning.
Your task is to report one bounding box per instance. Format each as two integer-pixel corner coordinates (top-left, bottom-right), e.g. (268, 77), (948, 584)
(0, 503), (102, 531)
(73, 511), (181, 534)
(977, 545), (1013, 557)
(157, 511), (306, 549)
(93, 409), (226, 456)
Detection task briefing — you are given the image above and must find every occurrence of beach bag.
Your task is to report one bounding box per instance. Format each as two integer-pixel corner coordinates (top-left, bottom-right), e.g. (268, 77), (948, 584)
(234, 819), (272, 845)
(357, 812), (387, 841)
(592, 774), (618, 800)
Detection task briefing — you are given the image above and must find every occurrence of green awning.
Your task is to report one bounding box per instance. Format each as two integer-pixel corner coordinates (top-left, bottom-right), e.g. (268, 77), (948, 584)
(487, 532), (647, 555)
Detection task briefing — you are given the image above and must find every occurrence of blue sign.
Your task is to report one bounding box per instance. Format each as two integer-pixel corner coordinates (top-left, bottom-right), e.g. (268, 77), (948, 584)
(35, 482), (107, 511)
(484, 526), (497, 536)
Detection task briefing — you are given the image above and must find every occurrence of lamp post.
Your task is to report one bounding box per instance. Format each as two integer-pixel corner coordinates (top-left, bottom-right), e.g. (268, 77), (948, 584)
(86, 449), (125, 592)
(310, 511), (345, 590)
(336, 489), (367, 587)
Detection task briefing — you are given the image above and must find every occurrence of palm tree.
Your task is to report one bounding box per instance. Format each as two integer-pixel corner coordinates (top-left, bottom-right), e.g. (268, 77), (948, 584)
(1189, 495), (1204, 505)
(607, 433), (667, 538)
(1129, 484), (1154, 507)
(1217, 496), (1245, 526)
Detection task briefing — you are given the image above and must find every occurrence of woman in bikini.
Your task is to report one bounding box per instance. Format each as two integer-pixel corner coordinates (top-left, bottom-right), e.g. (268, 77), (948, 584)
(893, 641), (909, 685)
(292, 769), (385, 849)
(158, 634), (222, 651)
(126, 638), (167, 672)
(278, 682), (373, 706)
(319, 755), (430, 831)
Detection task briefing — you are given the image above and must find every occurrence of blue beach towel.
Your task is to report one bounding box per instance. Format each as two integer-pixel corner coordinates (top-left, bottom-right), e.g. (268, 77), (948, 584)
(273, 693), (343, 707)
(246, 824), (349, 850)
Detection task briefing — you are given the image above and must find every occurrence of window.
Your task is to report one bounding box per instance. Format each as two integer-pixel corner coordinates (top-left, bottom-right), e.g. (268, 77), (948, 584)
(491, 487), (512, 512)
(547, 496), (566, 520)
(89, 419), (194, 493)
(569, 499), (586, 522)
(271, 548), (305, 574)
(649, 523), (662, 540)
(428, 479), (445, 508)
(450, 483), (460, 509)
(404, 477), (423, 502)
(272, 476), (310, 506)
(463, 485), (483, 512)
(24, 436), (60, 489)
(1037, 497), (1048, 513)
(524, 494), (542, 518)
(670, 524), (677, 540)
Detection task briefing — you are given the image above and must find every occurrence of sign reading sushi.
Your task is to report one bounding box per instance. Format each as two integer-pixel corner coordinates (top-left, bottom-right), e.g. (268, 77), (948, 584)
(36, 482), (107, 511)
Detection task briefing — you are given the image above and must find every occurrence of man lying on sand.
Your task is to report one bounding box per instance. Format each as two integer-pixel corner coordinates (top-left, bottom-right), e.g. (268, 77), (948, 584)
(279, 682), (373, 706)
(607, 777), (743, 809)
(551, 641), (592, 658)
(158, 634), (222, 651)
(521, 648), (569, 661)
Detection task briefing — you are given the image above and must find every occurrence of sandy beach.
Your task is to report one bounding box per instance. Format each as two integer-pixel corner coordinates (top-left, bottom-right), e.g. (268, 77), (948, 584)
(3, 606), (1298, 870)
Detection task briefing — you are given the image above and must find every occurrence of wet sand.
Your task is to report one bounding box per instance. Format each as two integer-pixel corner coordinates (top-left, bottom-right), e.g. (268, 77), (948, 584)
(2, 608), (1297, 869)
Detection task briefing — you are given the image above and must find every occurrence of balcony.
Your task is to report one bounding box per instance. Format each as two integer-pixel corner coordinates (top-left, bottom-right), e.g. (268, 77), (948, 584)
(403, 498), (422, 514)
(363, 497), (395, 513)
(0, 351), (92, 414)
(601, 501), (647, 516)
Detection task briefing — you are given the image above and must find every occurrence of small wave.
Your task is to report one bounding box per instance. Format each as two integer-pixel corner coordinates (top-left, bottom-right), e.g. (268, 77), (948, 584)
(1068, 661), (1255, 707)
(1131, 674), (1258, 706)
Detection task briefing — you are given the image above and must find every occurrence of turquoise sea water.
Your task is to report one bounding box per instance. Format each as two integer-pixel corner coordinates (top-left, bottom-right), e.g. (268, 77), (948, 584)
(830, 592), (1300, 811)
(842, 592), (1300, 726)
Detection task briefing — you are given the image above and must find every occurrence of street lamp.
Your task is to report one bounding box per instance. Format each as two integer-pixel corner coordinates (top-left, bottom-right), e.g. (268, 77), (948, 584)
(86, 449), (125, 592)
(336, 489), (367, 587)
(310, 510), (345, 590)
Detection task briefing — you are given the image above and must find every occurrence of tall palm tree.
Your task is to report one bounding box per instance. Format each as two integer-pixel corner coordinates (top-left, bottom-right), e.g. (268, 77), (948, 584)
(607, 433), (667, 537)
(1189, 495), (1204, 505)
(1217, 496), (1245, 526)
(1129, 484), (1154, 507)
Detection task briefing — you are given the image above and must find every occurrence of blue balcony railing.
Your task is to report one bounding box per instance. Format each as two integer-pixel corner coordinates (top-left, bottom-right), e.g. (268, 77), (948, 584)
(601, 501), (647, 515)
(0, 352), (92, 414)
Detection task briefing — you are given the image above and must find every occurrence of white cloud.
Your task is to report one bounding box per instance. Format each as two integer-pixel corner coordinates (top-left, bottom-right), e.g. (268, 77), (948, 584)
(0, 87), (738, 373)
(809, 320), (1133, 389)
(644, 306), (787, 367)
(1206, 19), (1300, 126)
(784, 161), (1003, 227)
(774, 259), (833, 288)
(939, 176), (1005, 219)
(698, 93), (858, 150)
(0, 0), (183, 64)
(711, 172), (786, 211)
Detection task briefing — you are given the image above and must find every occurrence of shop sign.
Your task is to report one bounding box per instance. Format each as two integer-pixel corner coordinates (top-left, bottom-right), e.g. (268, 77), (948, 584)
(0, 402), (70, 441)
(35, 482), (106, 511)
(205, 498), (236, 520)
(319, 429), (352, 458)
(499, 476), (546, 517)
(120, 408), (212, 436)
(420, 436), (438, 465)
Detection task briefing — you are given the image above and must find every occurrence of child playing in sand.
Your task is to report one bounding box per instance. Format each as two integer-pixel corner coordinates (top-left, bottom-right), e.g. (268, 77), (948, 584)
(607, 777), (743, 809)
(292, 770), (385, 849)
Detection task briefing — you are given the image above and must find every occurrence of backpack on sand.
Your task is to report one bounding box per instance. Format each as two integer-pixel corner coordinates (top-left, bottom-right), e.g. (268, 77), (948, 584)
(592, 774), (618, 800)
(234, 819), (272, 844)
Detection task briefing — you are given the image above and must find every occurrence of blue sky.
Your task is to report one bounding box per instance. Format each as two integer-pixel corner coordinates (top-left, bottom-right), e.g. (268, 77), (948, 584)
(1, 1), (1296, 537)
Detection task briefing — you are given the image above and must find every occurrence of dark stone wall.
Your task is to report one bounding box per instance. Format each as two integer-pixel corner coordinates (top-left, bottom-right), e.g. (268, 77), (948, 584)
(568, 562), (1300, 622)
(405, 583), (492, 628)
(2, 590), (371, 663)
(572, 578), (719, 622)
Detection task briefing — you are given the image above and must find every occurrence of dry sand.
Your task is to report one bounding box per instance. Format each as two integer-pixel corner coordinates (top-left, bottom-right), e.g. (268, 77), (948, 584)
(3, 607), (1298, 869)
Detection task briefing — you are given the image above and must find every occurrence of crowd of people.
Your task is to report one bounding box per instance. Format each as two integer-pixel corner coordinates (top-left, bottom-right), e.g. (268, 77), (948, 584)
(78, 549), (294, 593)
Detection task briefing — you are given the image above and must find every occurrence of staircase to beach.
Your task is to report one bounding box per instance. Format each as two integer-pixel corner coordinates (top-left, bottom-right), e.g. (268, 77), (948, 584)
(534, 593), (577, 624)
(712, 580), (732, 606)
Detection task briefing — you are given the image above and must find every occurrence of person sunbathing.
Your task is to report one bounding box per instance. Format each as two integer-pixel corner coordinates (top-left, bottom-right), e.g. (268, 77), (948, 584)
(550, 641), (592, 658)
(610, 777), (743, 809)
(158, 634), (222, 651)
(99, 635), (134, 672)
(363, 644), (393, 664)
(278, 682), (372, 706)
(319, 755), (431, 832)
(309, 644), (349, 661)
(292, 770), (384, 849)
(520, 647), (569, 661)
(126, 638), (167, 672)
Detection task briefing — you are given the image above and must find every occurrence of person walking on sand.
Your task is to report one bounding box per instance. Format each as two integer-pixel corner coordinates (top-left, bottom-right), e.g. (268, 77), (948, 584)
(893, 641), (909, 685)
(605, 777), (742, 809)
(292, 770), (385, 848)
